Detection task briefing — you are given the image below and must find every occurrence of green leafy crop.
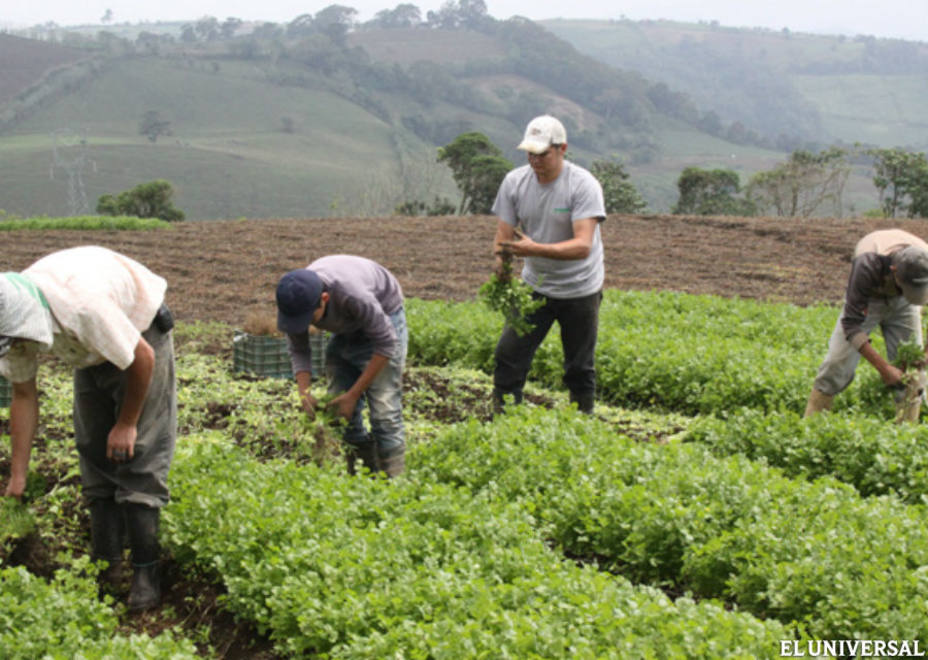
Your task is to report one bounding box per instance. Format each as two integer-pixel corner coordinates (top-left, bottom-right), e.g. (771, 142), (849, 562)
(478, 255), (543, 337)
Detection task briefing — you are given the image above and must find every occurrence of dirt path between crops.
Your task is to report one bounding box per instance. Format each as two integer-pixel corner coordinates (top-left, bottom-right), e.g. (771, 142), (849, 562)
(2, 213), (923, 325)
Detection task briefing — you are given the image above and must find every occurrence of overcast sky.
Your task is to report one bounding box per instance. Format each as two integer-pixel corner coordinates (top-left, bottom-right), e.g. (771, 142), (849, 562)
(4, 0), (927, 42)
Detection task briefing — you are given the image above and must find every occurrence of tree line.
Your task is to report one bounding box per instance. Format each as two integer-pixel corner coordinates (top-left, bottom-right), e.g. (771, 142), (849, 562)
(395, 135), (928, 219)
(95, 137), (927, 222)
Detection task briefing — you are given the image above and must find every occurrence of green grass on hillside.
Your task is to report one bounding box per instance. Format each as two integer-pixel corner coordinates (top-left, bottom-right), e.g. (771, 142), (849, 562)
(1, 58), (450, 219)
(792, 73), (928, 148)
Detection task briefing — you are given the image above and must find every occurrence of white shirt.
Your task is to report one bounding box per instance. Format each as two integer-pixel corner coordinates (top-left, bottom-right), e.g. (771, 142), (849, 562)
(1, 246), (166, 382)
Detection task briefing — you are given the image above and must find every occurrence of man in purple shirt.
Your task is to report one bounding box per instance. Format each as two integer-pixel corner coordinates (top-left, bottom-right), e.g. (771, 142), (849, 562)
(805, 229), (928, 416)
(276, 255), (407, 476)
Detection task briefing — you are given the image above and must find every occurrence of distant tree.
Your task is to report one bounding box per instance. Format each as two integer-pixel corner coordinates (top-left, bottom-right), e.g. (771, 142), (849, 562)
(136, 31), (172, 55)
(97, 180), (185, 222)
(220, 17), (243, 39)
(868, 147), (928, 218)
(101, 9), (113, 24)
(138, 110), (171, 143)
(591, 158), (646, 214)
(314, 4), (358, 46)
(371, 3), (422, 28)
(252, 22), (284, 40)
(395, 196), (456, 216)
(746, 147), (849, 217)
(673, 167), (755, 216)
(287, 14), (315, 37)
(194, 16), (220, 41)
(437, 132), (512, 214)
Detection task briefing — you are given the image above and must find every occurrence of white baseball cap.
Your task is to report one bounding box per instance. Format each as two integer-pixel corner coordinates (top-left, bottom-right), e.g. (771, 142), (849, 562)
(517, 115), (567, 154)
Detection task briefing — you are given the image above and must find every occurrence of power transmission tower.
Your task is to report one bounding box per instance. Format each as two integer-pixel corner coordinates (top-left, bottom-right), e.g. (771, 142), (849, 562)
(49, 129), (96, 216)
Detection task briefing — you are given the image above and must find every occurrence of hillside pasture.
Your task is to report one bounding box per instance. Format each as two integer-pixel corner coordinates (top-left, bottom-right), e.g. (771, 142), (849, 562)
(0, 57), (452, 219)
(0, 34), (90, 105)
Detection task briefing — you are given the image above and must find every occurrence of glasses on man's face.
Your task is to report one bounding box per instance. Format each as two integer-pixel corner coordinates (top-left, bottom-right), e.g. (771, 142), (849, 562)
(528, 148), (553, 160)
(0, 335), (13, 358)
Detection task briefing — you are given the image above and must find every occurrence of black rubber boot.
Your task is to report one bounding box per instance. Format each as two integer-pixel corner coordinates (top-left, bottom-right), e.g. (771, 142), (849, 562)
(492, 388), (523, 415)
(346, 441), (380, 476)
(569, 391), (595, 415)
(377, 444), (406, 478)
(124, 503), (161, 612)
(89, 498), (125, 596)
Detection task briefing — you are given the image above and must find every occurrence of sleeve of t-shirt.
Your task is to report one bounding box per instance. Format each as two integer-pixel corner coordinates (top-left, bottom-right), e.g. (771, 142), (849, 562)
(840, 253), (882, 349)
(492, 173), (518, 226)
(0, 341), (39, 383)
(286, 330), (314, 376)
(571, 171), (606, 223)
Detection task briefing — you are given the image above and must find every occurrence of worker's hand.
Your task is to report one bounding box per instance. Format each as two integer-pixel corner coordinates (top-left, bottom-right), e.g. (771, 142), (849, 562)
(300, 393), (319, 419)
(326, 392), (359, 421)
(494, 253), (512, 281)
(498, 229), (535, 258)
(107, 422), (137, 463)
(881, 364), (905, 388)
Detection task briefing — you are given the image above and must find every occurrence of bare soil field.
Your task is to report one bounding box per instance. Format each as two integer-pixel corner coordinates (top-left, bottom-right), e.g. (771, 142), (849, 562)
(3, 214), (924, 324)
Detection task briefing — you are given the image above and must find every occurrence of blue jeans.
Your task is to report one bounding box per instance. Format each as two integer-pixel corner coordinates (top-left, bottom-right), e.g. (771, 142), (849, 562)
(325, 308), (407, 454)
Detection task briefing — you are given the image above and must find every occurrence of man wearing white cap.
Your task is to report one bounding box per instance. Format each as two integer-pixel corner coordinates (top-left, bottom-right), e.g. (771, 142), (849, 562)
(491, 114), (607, 413)
(805, 228), (928, 415)
(0, 246), (175, 611)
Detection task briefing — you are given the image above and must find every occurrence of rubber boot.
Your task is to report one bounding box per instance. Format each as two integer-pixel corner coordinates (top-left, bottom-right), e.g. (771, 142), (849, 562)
(377, 444), (406, 478)
(569, 391), (595, 415)
(89, 498), (125, 596)
(492, 388), (523, 415)
(803, 388), (834, 417)
(346, 441), (380, 476)
(124, 503), (161, 612)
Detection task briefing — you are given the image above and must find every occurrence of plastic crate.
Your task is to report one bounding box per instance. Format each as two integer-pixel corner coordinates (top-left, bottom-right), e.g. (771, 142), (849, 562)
(232, 331), (327, 379)
(233, 331), (291, 379)
(0, 376), (10, 408)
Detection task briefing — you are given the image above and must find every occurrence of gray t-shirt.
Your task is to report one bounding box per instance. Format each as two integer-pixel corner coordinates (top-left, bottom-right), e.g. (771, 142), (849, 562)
(286, 255), (403, 375)
(492, 161), (606, 299)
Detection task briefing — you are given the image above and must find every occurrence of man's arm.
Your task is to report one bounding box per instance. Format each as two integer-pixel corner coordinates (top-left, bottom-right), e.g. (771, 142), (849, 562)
(295, 370), (317, 417)
(498, 217), (598, 260)
(5, 378), (39, 498)
(858, 341), (904, 387)
(328, 353), (390, 420)
(107, 336), (155, 462)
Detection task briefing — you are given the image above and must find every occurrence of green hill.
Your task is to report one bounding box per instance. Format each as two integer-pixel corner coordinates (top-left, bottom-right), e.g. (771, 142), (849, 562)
(0, 11), (904, 219)
(542, 18), (928, 151)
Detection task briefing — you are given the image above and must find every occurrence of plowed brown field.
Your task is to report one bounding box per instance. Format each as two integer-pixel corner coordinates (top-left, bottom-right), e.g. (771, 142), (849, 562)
(3, 213), (924, 324)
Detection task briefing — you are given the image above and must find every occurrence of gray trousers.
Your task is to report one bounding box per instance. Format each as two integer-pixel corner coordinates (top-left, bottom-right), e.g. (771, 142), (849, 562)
(814, 297), (922, 396)
(73, 324), (177, 508)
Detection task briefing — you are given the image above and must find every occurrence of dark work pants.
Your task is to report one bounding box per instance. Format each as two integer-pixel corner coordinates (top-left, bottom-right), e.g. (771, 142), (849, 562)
(493, 290), (602, 400)
(74, 324), (177, 509)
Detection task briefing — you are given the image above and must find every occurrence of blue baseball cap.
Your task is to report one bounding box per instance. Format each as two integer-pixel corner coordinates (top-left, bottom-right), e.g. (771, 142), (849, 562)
(276, 269), (323, 333)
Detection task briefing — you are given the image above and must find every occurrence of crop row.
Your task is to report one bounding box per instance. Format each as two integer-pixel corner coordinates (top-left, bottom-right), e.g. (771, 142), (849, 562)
(406, 291), (893, 416)
(686, 408), (928, 504)
(413, 406), (928, 640)
(0, 561), (196, 658)
(163, 432), (786, 658)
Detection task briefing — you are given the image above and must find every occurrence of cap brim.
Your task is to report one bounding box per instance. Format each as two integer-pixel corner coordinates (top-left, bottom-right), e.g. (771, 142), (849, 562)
(277, 308), (315, 334)
(517, 139), (550, 154)
(901, 283), (928, 306)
